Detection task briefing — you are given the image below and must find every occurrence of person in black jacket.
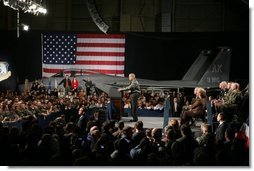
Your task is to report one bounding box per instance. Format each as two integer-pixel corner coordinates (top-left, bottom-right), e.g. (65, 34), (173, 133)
(172, 97), (182, 117)
(215, 113), (228, 144)
(83, 77), (93, 96)
(132, 121), (145, 147)
(175, 124), (199, 165)
(58, 75), (72, 95)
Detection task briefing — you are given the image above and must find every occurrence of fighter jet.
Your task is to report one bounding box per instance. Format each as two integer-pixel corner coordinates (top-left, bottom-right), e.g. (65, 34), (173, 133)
(40, 47), (231, 98)
(85, 47), (231, 97)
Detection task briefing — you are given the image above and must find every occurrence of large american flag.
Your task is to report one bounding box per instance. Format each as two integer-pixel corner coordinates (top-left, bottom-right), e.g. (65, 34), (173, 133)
(42, 33), (125, 77)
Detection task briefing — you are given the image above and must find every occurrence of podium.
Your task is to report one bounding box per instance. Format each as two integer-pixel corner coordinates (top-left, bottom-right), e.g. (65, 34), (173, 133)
(93, 82), (123, 120)
(111, 97), (123, 121)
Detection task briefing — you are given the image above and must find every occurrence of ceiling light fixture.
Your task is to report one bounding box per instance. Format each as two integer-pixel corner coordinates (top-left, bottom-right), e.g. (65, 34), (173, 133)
(2, 0), (47, 15)
(22, 24), (29, 31)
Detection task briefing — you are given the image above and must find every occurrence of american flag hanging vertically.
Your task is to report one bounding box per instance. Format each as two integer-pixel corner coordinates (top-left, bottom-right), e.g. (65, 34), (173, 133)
(42, 33), (125, 78)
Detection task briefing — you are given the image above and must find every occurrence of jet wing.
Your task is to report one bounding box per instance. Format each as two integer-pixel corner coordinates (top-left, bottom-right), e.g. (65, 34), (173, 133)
(89, 73), (199, 90)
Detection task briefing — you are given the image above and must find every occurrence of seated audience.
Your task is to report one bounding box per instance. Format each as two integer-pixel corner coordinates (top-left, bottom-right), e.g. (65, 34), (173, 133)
(180, 88), (206, 125)
(0, 81), (249, 166)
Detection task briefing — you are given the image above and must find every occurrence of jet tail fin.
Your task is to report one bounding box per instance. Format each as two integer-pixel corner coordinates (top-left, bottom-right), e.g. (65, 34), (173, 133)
(182, 50), (213, 81)
(198, 47), (231, 88)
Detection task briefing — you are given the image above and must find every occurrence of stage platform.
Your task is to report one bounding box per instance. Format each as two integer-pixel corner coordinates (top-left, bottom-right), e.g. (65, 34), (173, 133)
(121, 116), (202, 137)
(122, 116), (165, 128)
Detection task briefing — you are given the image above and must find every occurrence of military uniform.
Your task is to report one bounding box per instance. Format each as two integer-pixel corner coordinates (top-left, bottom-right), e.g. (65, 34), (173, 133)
(224, 90), (241, 107)
(121, 79), (140, 121)
(222, 90), (242, 121)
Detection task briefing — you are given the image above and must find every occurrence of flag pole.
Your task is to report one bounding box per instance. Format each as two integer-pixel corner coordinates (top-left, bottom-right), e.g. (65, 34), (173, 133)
(17, 7), (20, 38)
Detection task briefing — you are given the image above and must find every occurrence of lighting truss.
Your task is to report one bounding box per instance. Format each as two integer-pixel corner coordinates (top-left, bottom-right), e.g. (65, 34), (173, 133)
(2, 0), (47, 15)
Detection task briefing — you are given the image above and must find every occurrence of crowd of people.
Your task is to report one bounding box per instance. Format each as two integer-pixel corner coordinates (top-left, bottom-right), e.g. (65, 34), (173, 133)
(0, 78), (249, 166)
(123, 81), (249, 124)
(123, 90), (187, 116)
(212, 81), (249, 123)
(0, 79), (112, 124)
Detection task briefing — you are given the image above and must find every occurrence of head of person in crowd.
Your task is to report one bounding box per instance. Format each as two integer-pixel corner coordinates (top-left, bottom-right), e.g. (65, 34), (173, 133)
(108, 120), (116, 133)
(219, 81), (228, 90)
(134, 121), (143, 132)
(102, 120), (112, 133)
(227, 82), (233, 90)
(164, 128), (176, 141)
(173, 97), (178, 103)
(117, 120), (124, 130)
(122, 126), (133, 140)
(146, 128), (152, 139)
(128, 73), (136, 81)
(151, 128), (161, 142)
(90, 125), (99, 133)
(78, 107), (85, 116)
(180, 124), (192, 137)
(92, 110), (99, 120)
(217, 113), (225, 123)
(194, 87), (201, 96)
(168, 119), (180, 132)
(201, 123), (212, 135)
(196, 88), (206, 99)
(231, 82), (240, 91)
(91, 129), (101, 143)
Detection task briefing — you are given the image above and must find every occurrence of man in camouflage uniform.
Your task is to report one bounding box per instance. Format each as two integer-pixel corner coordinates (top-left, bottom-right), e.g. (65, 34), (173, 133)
(222, 82), (242, 121)
(118, 73), (140, 122)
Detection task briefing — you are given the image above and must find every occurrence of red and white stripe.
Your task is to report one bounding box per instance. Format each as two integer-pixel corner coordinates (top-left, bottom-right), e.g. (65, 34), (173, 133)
(42, 34), (125, 77)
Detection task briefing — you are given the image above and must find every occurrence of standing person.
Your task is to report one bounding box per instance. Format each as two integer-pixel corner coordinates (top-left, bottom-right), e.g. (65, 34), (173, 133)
(172, 97), (182, 117)
(58, 75), (72, 95)
(215, 113), (228, 144)
(23, 78), (30, 95)
(77, 107), (88, 132)
(31, 80), (39, 93)
(118, 73), (140, 122)
(84, 77), (93, 96)
(38, 81), (46, 95)
(71, 77), (79, 94)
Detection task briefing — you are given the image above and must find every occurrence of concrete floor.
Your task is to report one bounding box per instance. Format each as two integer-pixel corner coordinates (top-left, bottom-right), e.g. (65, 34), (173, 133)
(121, 116), (165, 129)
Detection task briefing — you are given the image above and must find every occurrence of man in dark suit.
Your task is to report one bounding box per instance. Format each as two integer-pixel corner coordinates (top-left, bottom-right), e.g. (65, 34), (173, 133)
(77, 107), (88, 132)
(58, 75), (72, 95)
(215, 113), (228, 144)
(172, 97), (182, 117)
(176, 124), (199, 165)
(132, 121), (146, 147)
(84, 77), (93, 96)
